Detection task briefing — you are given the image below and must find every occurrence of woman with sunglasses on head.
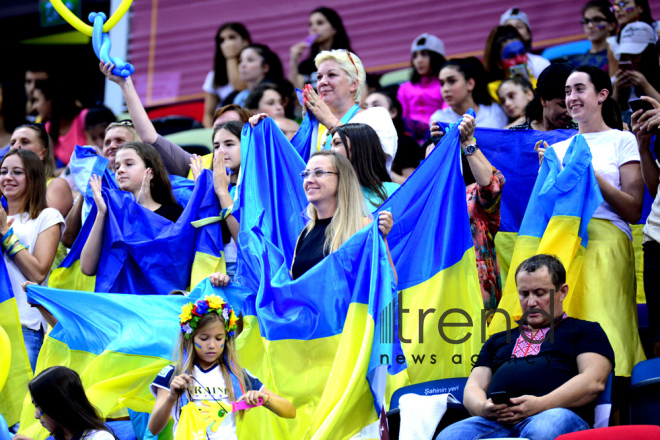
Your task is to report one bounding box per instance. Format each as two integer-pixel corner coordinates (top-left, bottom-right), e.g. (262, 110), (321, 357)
(572, 1), (618, 72)
(606, 0), (656, 75)
(299, 50), (397, 173)
(290, 150), (395, 280)
(0, 149), (64, 370)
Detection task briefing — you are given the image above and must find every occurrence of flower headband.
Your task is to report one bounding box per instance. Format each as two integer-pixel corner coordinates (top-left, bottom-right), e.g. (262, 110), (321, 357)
(179, 295), (239, 339)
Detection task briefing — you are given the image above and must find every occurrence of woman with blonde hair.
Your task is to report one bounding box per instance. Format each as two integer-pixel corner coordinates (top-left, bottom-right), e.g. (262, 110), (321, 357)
(300, 50), (397, 173)
(290, 150), (395, 279)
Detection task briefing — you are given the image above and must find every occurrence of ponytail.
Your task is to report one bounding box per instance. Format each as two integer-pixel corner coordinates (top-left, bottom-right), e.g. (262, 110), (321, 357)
(572, 65), (622, 130)
(601, 96), (623, 131)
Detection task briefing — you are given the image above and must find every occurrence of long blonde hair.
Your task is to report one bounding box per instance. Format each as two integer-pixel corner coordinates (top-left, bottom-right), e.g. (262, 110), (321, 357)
(305, 150), (369, 254)
(173, 313), (248, 419)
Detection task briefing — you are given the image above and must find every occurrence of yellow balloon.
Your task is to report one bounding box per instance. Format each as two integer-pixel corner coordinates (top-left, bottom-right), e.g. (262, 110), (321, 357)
(0, 325), (10, 392)
(49, 0), (133, 36)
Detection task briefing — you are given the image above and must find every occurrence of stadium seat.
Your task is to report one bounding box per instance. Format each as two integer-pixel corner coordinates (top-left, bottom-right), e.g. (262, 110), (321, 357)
(629, 358), (660, 426)
(164, 128), (213, 155)
(556, 425), (660, 439)
(0, 413), (10, 440)
(541, 40), (591, 61)
(380, 67), (413, 88)
(151, 116), (203, 137)
(593, 373), (614, 428)
(387, 377), (469, 440)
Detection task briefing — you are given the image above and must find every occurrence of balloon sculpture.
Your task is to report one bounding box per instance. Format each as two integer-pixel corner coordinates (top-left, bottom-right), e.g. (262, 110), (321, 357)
(49, 0), (135, 78)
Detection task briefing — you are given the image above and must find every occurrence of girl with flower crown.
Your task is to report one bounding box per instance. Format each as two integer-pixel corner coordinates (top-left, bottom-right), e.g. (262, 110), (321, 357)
(149, 295), (295, 439)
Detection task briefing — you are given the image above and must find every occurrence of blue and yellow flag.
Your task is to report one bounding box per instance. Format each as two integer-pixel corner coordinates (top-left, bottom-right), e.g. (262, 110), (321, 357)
(233, 117), (483, 438)
(49, 170), (224, 293)
(489, 134), (603, 333)
(0, 259), (32, 426)
(18, 282), (251, 439)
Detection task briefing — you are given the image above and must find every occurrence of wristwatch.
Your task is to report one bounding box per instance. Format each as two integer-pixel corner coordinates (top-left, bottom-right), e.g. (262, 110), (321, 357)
(464, 143), (479, 156)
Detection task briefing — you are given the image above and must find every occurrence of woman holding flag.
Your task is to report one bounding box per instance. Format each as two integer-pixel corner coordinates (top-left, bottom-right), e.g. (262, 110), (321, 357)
(550, 65), (644, 380)
(300, 50), (397, 174)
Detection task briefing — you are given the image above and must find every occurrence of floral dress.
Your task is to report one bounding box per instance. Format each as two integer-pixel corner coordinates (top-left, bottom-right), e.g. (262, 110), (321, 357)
(466, 168), (505, 310)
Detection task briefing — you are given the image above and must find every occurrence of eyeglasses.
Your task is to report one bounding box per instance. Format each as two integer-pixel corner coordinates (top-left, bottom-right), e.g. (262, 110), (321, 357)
(299, 169), (338, 180)
(107, 120), (134, 129)
(0, 169), (26, 177)
(580, 17), (608, 26)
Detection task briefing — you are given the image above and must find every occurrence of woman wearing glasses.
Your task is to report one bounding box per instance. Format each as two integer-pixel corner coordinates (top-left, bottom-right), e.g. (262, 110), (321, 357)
(571, 1), (618, 72)
(606, 0), (656, 75)
(290, 150), (395, 280)
(0, 149), (64, 370)
(300, 50), (397, 174)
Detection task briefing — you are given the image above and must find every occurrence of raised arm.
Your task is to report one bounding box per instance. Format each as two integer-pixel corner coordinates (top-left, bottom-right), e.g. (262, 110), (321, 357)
(459, 115), (493, 187)
(80, 176), (107, 276)
(101, 62), (158, 144)
(62, 196), (84, 248)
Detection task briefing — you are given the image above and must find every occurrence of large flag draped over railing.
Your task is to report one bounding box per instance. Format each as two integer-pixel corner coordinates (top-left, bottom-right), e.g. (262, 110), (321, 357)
(49, 169), (224, 293)
(233, 117), (483, 438)
(489, 135), (603, 334)
(0, 260), (32, 426)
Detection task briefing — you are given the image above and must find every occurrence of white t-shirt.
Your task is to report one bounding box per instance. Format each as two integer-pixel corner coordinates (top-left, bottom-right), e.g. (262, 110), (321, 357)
(429, 103), (509, 129)
(151, 364), (264, 440)
(5, 208), (64, 330)
(551, 130), (640, 240)
(82, 430), (115, 440)
(528, 53), (551, 78)
(203, 71), (235, 102)
(351, 107), (398, 174)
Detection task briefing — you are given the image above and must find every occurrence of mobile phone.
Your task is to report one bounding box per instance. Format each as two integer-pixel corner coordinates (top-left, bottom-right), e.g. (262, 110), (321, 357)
(490, 391), (511, 406)
(619, 61), (633, 71)
(630, 98), (654, 114)
(509, 64), (528, 79)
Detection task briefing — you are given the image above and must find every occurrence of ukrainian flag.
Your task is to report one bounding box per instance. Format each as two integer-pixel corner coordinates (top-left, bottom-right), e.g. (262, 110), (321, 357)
(49, 169), (224, 293)
(17, 282), (248, 440)
(0, 259), (32, 426)
(232, 117), (483, 438)
(489, 134), (603, 333)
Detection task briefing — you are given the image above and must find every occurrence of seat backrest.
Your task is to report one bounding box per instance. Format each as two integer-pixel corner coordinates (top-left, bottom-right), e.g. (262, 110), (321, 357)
(632, 357), (660, 385)
(541, 40), (591, 60)
(389, 377), (468, 411)
(593, 372), (614, 428)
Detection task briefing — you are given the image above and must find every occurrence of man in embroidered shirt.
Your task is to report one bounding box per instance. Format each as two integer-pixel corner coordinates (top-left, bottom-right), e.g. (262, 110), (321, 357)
(437, 254), (614, 440)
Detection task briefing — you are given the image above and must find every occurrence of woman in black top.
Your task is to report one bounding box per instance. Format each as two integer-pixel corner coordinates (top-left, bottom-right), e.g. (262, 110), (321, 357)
(291, 150), (395, 280)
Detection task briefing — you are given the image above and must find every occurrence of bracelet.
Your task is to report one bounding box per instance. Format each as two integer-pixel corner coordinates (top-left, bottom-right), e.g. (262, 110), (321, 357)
(327, 120), (341, 132)
(1, 227), (13, 244)
(219, 204), (233, 221)
(2, 230), (19, 252)
(8, 242), (26, 257)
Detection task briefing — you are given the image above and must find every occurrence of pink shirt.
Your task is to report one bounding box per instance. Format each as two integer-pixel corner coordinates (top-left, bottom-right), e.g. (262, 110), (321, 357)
(397, 77), (447, 125)
(46, 108), (88, 166)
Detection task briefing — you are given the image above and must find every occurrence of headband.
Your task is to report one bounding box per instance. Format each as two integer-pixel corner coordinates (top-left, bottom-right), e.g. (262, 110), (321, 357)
(179, 295), (239, 339)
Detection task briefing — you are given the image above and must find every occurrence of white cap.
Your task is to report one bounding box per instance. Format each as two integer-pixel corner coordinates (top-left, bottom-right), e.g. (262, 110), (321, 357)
(500, 7), (530, 30)
(411, 33), (446, 57)
(616, 22), (656, 57)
